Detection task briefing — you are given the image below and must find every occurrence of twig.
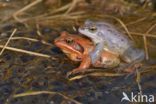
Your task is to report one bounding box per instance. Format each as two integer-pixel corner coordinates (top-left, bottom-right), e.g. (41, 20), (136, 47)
(0, 29), (17, 55)
(13, 91), (82, 104)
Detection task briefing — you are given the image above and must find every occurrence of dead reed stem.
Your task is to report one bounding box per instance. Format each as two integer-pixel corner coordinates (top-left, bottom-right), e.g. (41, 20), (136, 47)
(0, 29), (17, 55)
(13, 91), (82, 104)
(13, 0), (42, 22)
(0, 45), (51, 58)
(144, 23), (156, 60)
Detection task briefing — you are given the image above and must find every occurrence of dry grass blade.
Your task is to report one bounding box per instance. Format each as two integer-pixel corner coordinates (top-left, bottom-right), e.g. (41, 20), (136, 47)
(143, 23), (156, 60)
(64, 0), (81, 14)
(0, 29), (17, 55)
(143, 35), (148, 60)
(146, 23), (156, 33)
(48, 2), (71, 15)
(36, 24), (54, 46)
(129, 32), (156, 38)
(68, 11), (86, 16)
(69, 71), (125, 81)
(23, 2), (72, 21)
(146, 65), (156, 69)
(35, 2), (72, 19)
(0, 45), (51, 58)
(0, 36), (53, 46)
(112, 16), (134, 41)
(124, 31), (156, 54)
(13, 0), (42, 22)
(147, 42), (156, 48)
(15, 0), (85, 22)
(13, 91), (82, 104)
(38, 11), (86, 20)
(126, 17), (147, 26)
(21, 1), (85, 22)
(11, 37), (39, 42)
(136, 69), (142, 94)
(140, 64), (156, 73)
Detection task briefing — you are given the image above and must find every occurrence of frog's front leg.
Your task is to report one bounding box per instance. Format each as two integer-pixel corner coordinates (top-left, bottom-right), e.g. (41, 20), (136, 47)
(67, 54), (91, 76)
(90, 42), (104, 64)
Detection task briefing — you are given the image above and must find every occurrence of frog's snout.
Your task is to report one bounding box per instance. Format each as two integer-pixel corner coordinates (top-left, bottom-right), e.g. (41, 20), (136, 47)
(54, 37), (62, 46)
(54, 38), (59, 45)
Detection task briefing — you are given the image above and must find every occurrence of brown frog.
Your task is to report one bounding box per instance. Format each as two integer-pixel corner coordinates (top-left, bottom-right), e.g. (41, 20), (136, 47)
(54, 31), (120, 74)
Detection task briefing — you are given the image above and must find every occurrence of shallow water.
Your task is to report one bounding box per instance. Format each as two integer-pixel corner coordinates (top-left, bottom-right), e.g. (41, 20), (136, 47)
(0, 0), (156, 104)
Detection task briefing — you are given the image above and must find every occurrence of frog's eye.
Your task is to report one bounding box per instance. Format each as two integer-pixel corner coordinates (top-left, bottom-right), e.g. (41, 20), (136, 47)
(66, 38), (74, 44)
(88, 26), (97, 32)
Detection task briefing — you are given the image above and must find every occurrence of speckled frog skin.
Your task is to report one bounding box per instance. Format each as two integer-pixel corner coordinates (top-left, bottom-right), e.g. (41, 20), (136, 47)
(79, 20), (145, 64)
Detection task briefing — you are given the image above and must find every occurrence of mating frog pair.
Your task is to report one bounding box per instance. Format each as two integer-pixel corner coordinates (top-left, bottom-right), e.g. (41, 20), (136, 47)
(55, 20), (145, 75)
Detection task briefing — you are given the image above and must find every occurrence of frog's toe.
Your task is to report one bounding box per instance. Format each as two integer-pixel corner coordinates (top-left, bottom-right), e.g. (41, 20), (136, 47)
(66, 71), (73, 78)
(66, 69), (82, 78)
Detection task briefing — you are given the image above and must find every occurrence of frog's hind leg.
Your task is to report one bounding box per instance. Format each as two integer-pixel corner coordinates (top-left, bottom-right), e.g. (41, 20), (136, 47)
(116, 61), (143, 74)
(90, 42), (104, 64)
(122, 46), (145, 63)
(118, 46), (145, 73)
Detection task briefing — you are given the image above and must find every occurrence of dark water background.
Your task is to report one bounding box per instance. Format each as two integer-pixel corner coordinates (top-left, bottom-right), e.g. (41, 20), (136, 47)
(0, 0), (156, 104)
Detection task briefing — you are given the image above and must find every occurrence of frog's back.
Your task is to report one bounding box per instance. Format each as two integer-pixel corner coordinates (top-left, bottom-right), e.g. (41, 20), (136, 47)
(96, 22), (133, 55)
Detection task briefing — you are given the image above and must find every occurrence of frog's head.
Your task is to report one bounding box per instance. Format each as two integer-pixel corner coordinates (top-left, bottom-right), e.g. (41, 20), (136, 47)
(54, 31), (94, 61)
(79, 20), (102, 43)
(54, 32), (84, 61)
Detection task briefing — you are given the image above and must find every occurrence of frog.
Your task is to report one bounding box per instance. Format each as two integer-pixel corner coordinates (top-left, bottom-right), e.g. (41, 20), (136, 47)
(78, 20), (145, 70)
(54, 31), (120, 74)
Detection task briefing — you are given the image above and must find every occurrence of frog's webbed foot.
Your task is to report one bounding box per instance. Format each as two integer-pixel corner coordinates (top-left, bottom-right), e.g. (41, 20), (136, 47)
(90, 43), (104, 64)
